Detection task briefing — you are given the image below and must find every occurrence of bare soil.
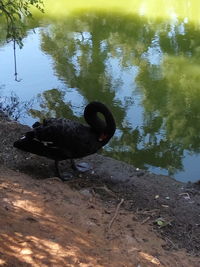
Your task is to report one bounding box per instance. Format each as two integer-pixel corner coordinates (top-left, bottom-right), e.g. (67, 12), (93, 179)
(0, 118), (200, 266)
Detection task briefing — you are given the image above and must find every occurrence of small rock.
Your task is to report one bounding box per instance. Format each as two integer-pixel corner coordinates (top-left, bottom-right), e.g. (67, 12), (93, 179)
(137, 172), (144, 177)
(79, 188), (92, 198)
(161, 205), (169, 208)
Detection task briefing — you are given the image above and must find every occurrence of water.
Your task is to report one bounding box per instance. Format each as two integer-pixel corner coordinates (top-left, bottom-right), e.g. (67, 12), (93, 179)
(1, 0), (200, 182)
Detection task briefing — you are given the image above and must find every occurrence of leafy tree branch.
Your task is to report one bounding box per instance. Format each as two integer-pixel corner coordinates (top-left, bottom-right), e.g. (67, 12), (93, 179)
(0, 0), (44, 47)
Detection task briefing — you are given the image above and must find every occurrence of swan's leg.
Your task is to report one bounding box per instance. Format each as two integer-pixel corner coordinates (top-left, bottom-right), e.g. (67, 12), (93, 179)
(55, 160), (73, 181)
(55, 160), (62, 179)
(70, 159), (91, 172)
(70, 159), (77, 170)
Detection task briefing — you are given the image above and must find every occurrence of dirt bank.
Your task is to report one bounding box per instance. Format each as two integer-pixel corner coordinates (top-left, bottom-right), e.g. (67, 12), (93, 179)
(0, 119), (200, 266)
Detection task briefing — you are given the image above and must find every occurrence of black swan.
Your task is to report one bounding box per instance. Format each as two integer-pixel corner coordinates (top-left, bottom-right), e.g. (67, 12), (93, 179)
(13, 101), (116, 180)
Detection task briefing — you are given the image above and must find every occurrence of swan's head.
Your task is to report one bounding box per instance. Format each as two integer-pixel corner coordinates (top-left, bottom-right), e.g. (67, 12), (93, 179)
(84, 101), (116, 144)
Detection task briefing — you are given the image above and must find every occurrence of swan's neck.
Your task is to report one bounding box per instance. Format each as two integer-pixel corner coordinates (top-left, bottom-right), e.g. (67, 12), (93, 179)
(84, 102), (116, 144)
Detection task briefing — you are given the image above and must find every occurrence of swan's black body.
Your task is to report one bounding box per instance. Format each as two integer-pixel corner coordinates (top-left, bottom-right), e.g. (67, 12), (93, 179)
(13, 102), (116, 179)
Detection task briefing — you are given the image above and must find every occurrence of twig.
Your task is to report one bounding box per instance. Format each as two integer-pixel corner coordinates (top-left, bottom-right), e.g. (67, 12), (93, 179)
(44, 177), (62, 182)
(108, 198), (124, 229)
(102, 185), (116, 197)
(13, 40), (22, 82)
(165, 237), (177, 249)
(179, 192), (190, 196)
(95, 185), (116, 198)
(179, 192), (190, 199)
(136, 208), (159, 216)
(91, 189), (96, 204)
(141, 216), (150, 225)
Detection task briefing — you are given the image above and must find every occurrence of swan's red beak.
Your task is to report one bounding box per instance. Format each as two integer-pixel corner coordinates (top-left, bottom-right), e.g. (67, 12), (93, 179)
(98, 133), (108, 142)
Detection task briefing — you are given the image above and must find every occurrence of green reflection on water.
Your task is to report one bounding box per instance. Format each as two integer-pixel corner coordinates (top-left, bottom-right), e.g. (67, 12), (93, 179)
(41, 0), (200, 26)
(2, 1), (200, 179)
(27, 4), (200, 178)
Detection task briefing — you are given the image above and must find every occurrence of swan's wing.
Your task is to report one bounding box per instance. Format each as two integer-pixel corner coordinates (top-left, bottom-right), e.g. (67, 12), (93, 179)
(27, 118), (101, 159)
(33, 119), (89, 147)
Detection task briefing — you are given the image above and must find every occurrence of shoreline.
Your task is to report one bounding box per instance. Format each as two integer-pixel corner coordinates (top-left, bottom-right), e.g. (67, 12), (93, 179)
(0, 118), (200, 259)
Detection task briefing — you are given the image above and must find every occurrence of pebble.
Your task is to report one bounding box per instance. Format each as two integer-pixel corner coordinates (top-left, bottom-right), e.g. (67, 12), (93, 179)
(79, 188), (92, 198)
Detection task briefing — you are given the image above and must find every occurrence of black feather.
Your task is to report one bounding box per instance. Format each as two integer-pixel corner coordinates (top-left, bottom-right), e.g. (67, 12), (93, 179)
(14, 101), (116, 165)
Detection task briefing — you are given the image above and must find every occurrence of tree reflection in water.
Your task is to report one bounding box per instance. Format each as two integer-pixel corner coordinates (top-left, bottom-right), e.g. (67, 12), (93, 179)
(0, 92), (33, 121)
(23, 9), (200, 177)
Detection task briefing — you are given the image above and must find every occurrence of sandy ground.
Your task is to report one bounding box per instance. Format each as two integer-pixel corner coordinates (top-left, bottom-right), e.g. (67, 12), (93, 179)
(0, 118), (200, 266)
(0, 167), (199, 267)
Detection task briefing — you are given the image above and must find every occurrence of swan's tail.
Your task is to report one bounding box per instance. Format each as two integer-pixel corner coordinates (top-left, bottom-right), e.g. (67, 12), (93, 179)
(14, 137), (48, 156)
(13, 136), (64, 160)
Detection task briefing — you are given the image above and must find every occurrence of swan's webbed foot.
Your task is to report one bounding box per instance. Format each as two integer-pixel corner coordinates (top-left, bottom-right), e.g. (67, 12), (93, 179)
(70, 159), (91, 172)
(54, 160), (91, 181)
(61, 172), (74, 181)
(54, 160), (73, 181)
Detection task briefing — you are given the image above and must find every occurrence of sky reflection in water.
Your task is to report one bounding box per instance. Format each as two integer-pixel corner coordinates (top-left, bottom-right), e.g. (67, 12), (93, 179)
(1, 1), (200, 182)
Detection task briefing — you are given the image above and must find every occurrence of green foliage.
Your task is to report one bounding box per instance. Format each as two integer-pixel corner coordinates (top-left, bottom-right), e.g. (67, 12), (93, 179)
(36, 11), (200, 173)
(29, 89), (76, 121)
(17, 9), (200, 175)
(0, 0), (44, 47)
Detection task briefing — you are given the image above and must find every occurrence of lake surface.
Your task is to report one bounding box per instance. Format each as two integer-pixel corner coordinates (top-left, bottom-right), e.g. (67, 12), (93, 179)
(1, 0), (200, 182)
